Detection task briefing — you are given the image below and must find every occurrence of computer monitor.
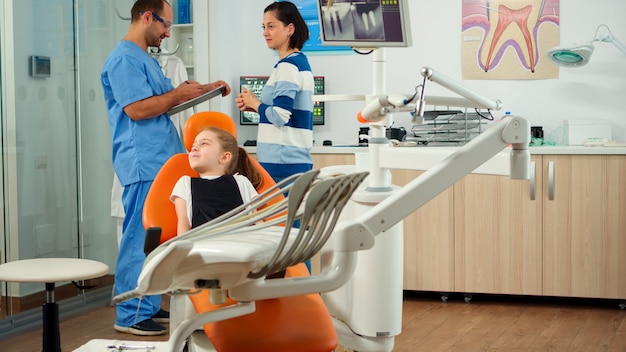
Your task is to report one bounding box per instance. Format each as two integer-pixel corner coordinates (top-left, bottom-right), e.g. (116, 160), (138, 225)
(316, 0), (412, 48)
(239, 76), (325, 126)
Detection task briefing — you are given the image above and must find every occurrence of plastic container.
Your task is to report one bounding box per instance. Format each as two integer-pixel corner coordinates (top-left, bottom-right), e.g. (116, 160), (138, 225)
(178, 0), (191, 24)
(182, 37), (194, 66)
(564, 119), (612, 145)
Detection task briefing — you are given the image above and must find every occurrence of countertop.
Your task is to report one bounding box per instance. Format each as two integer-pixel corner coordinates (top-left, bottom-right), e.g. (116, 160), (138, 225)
(243, 145), (626, 176)
(244, 145), (626, 155)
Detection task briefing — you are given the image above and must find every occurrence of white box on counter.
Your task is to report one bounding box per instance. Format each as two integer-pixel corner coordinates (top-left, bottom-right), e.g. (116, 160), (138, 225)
(564, 119), (612, 145)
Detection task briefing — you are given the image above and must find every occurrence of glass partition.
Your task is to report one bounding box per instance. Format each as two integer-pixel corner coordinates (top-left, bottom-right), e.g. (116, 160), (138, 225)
(0, 0), (125, 328)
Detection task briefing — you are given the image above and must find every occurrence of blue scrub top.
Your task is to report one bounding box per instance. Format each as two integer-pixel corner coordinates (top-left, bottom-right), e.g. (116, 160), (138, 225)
(101, 40), (185, 186)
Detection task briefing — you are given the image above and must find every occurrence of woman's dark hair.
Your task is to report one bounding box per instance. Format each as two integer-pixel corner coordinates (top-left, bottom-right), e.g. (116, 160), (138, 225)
(264, 1), (310, 50)
(131, 0), (168, 22)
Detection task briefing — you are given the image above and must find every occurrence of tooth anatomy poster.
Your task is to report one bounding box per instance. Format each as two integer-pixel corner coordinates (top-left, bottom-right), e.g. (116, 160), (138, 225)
(462, 0), (560, 79)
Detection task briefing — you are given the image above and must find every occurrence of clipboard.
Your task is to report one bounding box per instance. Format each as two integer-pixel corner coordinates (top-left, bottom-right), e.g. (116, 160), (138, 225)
(167, 85), (226, 116)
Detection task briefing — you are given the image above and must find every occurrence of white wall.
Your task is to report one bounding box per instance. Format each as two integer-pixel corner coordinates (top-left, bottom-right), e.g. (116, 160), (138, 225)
(208, 0), (626, 146)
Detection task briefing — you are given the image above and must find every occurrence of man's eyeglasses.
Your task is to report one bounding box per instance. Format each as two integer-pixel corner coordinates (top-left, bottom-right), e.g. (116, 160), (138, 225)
(142, 11), (172, 31)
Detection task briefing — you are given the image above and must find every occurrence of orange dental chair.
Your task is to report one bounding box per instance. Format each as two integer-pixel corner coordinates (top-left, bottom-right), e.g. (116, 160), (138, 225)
(141, 111), (339, 352)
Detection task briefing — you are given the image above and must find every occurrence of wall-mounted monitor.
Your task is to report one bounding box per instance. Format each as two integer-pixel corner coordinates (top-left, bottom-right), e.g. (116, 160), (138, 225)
(316, 0), (412, 48)
(239, 76), (325, 126)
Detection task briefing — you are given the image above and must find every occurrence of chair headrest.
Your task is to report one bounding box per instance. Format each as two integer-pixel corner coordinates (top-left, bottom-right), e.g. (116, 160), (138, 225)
(183, 111), (237, 151)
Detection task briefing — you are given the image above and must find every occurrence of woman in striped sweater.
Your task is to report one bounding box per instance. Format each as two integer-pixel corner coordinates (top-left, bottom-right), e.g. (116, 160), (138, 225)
(236, 1), (314, 183)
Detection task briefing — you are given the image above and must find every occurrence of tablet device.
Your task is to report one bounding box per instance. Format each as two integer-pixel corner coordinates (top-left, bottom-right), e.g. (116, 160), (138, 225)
(167, 85), (225, 116)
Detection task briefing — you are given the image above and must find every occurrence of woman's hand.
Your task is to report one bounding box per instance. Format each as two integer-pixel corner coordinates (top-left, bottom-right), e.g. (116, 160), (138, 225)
(236, 88), (261, 112)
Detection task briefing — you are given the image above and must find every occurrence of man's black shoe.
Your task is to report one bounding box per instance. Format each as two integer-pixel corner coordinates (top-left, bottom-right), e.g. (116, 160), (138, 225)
(114, 319), (166, 336)
(152, 309), (170, 324)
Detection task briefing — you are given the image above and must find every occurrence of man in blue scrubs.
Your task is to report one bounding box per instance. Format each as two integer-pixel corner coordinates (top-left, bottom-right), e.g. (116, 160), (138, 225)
(101, 0), (230, 336)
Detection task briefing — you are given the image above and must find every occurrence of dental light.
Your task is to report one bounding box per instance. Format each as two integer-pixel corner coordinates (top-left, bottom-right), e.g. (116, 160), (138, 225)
(547, 24), (626, 67)
(357, 94), (411, 122)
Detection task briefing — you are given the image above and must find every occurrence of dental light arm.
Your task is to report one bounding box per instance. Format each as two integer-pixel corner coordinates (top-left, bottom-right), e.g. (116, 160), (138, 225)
(337, 113), (530, 243)
(420, 66), (504, 110)
(597, 31), (626, 54)
(414, 66), (503, 122)
(356, 67), (504, 124)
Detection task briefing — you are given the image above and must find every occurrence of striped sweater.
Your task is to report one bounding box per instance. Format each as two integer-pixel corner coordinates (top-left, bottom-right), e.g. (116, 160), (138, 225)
(257, 51), (314, 179)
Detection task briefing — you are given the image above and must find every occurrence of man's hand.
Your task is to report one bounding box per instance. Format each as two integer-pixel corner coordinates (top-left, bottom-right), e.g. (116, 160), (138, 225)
(204, 80), (231, 97)
(124, 80), (231, 121)
(175, 80), (205, 103)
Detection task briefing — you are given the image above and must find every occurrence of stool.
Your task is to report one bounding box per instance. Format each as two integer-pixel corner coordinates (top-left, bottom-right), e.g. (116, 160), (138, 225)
(0, 258), (109, 352)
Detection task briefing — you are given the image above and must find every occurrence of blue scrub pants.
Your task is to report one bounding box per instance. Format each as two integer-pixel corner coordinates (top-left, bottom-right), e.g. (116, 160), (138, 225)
(115, 181), (160, 327)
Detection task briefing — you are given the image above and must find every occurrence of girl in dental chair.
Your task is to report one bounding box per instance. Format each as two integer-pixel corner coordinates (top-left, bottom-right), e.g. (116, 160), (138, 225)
(171, 126), (261, 235)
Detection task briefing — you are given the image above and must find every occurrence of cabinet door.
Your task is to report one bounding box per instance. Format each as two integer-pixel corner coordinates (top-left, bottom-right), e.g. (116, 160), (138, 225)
(393, 170), (454, 292)
(543, 155), (626, 299)
(311, 154), (355, 169)
(454, 156), (543, 295)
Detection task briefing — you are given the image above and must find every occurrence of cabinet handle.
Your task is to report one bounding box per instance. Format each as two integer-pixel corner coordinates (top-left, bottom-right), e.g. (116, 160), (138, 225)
(548, 161), (555, 200)
(529, 161), (536, 200)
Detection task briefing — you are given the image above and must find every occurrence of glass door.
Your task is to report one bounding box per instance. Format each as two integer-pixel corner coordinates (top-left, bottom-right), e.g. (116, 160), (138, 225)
(0, 0), (120, 327)
(2, 0), (81, 315)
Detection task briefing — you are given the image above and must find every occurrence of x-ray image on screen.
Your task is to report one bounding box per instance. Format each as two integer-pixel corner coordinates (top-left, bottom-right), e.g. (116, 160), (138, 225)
(320, 2), (384, 41)
(352, 3), (384, 40)
(317, 0), (411, 48)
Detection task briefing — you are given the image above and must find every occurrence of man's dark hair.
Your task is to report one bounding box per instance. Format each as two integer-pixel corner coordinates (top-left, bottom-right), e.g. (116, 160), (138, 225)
(130, 0), (169, 22)
(264, 1), (310, 50)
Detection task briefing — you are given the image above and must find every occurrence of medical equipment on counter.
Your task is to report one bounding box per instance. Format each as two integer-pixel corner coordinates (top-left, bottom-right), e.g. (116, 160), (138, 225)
(547, 24), (626, 67)
(410, 110), (487, 146)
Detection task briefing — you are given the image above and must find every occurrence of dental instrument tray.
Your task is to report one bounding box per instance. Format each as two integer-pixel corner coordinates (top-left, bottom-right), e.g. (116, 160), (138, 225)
(167, 85), (225, 116)
(410, 109), (487, 145)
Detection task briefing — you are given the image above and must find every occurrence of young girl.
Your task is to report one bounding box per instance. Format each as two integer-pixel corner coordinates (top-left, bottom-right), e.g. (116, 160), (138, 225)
(171, 126), (261, 235)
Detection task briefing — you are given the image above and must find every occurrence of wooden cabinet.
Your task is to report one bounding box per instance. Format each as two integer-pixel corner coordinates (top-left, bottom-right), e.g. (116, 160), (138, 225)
(454, 154), (626, 299)
(453, 156), (543, 295)
(313, 154), (454, 292)
(311, 152), (626, 300)
(542, 155), (626, 299)
(312, 153), (355, 169)
(392, 170), (454, 292)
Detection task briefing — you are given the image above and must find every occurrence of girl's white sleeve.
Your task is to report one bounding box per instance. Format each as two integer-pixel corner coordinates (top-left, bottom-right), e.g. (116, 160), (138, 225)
(170, 175), (193, 224)
(234, 174), (259, 203)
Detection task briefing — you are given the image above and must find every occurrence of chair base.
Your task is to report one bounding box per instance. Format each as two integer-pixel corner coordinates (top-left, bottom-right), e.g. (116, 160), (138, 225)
(190, 264), (338, 352)
(188, 331), (217, 352)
